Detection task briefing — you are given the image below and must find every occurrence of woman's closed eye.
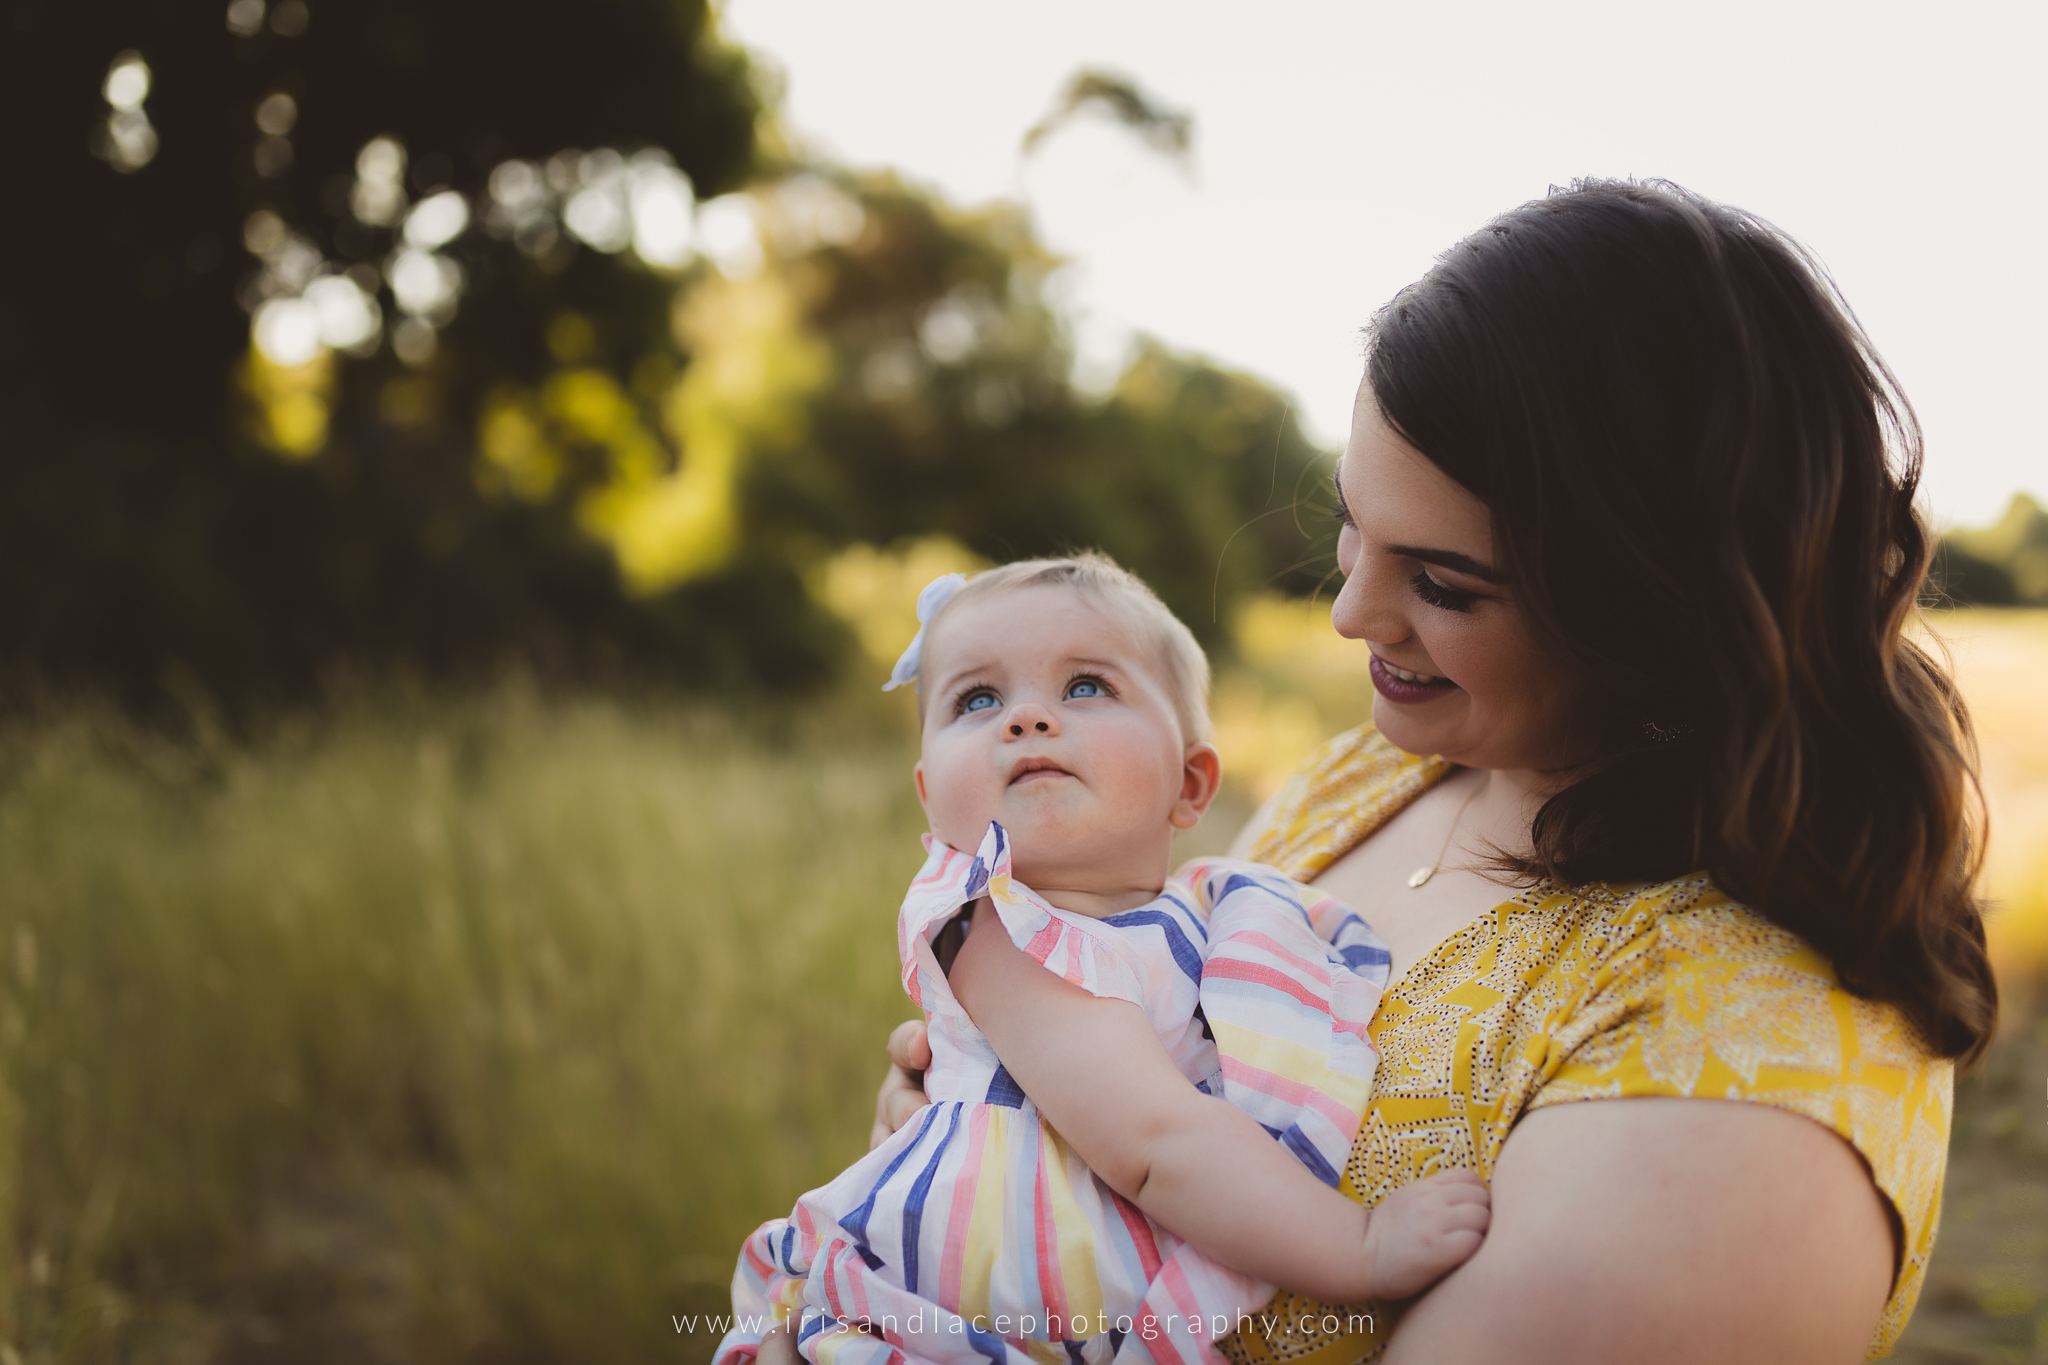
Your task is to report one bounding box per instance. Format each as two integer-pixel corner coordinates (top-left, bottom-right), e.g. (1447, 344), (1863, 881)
(1410, 570), (1479, 613)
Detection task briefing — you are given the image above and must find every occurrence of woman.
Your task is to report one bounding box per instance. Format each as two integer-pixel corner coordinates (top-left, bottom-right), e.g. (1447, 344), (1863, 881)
(843, 179), (1994, 1363)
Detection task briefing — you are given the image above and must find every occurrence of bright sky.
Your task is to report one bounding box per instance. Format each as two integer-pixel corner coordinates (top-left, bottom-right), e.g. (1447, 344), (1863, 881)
(721, 0), (2045, 529)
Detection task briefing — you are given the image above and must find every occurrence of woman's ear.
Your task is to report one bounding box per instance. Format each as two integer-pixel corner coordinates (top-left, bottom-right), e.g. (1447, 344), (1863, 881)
(1170, 743), (1223, 830)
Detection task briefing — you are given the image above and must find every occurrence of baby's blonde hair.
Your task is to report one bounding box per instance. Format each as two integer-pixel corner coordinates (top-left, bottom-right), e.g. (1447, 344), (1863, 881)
(916, 552), (1212, 743)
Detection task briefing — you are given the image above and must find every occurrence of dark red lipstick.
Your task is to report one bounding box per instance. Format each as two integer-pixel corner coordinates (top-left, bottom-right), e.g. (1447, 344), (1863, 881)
(1368, 654), (1460, 704)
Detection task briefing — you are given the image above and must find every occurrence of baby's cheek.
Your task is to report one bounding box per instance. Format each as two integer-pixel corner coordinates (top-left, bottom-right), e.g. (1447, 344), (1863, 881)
(1101, 738), (1184, 815)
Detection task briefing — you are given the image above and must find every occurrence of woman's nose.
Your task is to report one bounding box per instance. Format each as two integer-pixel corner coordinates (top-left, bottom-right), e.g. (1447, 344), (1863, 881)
(1331, 555), (1412, 647)
(1004, 703), (1058, 738)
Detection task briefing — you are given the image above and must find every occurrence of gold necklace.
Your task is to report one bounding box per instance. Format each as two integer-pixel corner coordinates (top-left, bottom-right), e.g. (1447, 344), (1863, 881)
(1407, 776), (1485, 889)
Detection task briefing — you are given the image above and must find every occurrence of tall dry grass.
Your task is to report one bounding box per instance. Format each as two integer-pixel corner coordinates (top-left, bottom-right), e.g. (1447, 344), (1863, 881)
(0, 689), (929, 1361)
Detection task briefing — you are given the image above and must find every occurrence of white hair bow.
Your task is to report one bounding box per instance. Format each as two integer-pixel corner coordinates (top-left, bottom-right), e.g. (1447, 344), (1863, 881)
(882, 573), (968, 692)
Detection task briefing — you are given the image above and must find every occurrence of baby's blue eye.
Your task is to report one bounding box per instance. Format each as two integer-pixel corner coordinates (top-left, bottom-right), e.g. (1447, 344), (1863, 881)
(961, 690), (999, 713)
(1065, 677), (1107, 700)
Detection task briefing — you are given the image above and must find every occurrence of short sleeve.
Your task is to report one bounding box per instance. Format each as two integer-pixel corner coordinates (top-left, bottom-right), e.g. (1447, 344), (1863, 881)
(1526, 897), (1953, 1360)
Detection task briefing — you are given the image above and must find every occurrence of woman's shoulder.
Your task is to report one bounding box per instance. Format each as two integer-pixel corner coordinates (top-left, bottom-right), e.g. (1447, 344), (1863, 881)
(1526, 874), (1945, 1089)
(1244, 722), (1452, 880)
(1520, 877), (1950, 1360)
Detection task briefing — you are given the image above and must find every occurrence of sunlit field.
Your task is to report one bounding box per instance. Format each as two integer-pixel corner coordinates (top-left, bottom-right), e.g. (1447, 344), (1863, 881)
(0, 610), (2042, 1363)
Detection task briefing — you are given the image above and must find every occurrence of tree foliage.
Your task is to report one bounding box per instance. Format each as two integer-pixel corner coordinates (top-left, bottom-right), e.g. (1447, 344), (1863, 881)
(1933, 495), (2048, 608)
(0, 1), (1333, 715)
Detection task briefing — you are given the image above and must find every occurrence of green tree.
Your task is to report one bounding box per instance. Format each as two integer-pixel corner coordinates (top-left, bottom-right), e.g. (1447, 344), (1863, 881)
(0, 0), (770, 707)
(1934, 494), (2048, 607)
(0, 6), (1335, 715)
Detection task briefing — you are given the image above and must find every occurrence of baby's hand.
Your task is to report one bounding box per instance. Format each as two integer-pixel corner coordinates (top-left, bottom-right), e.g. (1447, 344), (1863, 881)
(1357, 1169), (1491, 1300)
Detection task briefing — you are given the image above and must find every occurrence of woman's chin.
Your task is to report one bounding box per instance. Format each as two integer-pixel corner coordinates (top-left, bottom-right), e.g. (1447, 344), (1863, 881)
(1372, 694), (1465, 758)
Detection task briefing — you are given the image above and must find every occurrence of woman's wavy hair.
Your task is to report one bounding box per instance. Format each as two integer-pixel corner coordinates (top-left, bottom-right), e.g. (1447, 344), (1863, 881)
(1367, 178), (1996, 1064)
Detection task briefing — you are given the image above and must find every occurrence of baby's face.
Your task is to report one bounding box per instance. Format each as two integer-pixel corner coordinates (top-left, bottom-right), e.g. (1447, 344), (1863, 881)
(914, 586), (1214, 909)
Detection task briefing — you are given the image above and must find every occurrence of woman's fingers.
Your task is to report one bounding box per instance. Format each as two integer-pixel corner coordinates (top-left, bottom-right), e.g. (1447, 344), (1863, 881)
(756, 1324), (801, 1365)
(870, 1021), (932, 1150)
(870, 1068), (929, 1149)
(758, 1318), (876, 1364)
(887, 1018), (933, 1072)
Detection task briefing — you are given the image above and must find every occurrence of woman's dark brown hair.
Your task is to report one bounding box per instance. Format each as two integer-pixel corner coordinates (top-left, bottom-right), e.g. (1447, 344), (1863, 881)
(1367, 178), (1996, 1064)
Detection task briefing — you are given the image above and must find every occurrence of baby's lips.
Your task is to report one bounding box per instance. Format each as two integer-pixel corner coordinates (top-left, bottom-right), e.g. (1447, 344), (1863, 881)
(1006, 756), (1075, 784)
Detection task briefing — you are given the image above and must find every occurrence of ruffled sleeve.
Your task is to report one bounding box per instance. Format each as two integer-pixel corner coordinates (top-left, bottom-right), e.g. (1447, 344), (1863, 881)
(896, 822), (1154, 1021)
(1178, 859), (1387, 1189)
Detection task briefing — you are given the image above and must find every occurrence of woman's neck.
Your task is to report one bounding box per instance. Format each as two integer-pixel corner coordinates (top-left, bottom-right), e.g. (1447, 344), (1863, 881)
(1460, 763), (1574, 858)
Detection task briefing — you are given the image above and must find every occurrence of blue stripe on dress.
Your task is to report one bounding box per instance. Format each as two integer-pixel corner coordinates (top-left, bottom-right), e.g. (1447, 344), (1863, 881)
(840, 1102), (943, 1267)
(1278, 1123), (1342, 1188)
(1339, 942), (1392, 970)
(964, 1319), (1010, 1365)
(985, 1063), (1026, 1108)
(900, 1101), (963, 1294)
(1100, 909), (1203, 985)
(1216, 871), (1286, 909)
(1156, 890), (1208, 940)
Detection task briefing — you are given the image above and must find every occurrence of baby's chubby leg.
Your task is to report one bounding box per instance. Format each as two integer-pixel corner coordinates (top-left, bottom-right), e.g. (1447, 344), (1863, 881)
(1357, 1170), (1492, 1300)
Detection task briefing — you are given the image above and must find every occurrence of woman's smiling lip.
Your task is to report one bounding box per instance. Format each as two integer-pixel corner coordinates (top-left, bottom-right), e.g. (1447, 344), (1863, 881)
(1368, 653), (1461, 704)
(1008, 757), (1074, 784)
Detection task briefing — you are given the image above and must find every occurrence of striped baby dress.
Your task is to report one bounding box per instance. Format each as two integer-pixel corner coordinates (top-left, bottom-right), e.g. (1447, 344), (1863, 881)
(715, 821), (1390, 1365)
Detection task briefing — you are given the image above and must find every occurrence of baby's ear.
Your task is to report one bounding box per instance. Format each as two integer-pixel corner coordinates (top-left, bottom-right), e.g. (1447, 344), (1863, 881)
(1171, 743), (1223, 830)
(913, 762), (931, 819)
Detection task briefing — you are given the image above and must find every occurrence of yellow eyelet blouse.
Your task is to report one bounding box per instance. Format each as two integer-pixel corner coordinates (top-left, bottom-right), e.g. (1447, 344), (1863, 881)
(1216, 724), (1951, 1364)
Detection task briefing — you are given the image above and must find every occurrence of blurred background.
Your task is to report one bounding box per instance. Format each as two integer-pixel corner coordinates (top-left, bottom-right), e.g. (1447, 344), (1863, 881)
(0, 0), (2042, 1360)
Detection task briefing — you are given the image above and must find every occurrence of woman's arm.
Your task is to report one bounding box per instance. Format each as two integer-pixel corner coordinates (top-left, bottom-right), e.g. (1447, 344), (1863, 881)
(950, 897), (1488, 1303)
(1383, 1097), (1894, 1364)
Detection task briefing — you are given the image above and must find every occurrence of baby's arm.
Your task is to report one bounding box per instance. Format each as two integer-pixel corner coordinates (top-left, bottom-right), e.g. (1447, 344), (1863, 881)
(950, 898), (1488, 1303)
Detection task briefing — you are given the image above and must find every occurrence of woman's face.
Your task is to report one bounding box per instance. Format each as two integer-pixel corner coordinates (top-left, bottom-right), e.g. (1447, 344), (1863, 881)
(1331, 383), (1605, 776)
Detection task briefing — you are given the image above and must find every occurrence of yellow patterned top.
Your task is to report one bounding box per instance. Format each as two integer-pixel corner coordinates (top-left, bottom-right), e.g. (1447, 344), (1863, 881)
(1216, 724), (1951, 1364)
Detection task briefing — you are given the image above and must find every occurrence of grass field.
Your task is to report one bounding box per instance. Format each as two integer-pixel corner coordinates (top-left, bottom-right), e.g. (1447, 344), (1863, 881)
(0, 609), (2041, 1364)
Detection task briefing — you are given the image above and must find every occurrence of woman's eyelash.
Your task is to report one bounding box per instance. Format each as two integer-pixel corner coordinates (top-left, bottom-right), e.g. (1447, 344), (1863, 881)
(1409, 570), (1479, 613)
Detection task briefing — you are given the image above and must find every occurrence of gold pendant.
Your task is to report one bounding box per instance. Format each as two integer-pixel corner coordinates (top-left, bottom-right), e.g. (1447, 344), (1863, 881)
(1407, 866), (1434, 888)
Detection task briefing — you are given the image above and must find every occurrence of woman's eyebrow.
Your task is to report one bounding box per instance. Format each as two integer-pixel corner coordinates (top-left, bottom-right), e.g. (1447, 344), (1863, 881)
(1333, 462), (1505, 583)
(1388, 545), (1507, 584)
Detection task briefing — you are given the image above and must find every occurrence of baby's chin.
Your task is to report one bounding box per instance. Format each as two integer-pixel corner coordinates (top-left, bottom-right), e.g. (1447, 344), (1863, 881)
(1005, 832), (1173, 892)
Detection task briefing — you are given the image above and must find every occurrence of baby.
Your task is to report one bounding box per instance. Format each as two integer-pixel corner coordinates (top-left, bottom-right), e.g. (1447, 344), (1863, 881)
(716, 554), (1488, 1365)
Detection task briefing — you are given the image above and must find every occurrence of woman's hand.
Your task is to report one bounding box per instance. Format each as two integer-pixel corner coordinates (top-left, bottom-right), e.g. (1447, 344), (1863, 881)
(754, 1324), (801, 1365)
(869, 1019), (931, 1149)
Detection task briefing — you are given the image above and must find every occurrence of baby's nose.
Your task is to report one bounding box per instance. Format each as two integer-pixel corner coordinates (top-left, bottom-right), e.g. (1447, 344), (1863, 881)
(1004, 703), (1058, 738)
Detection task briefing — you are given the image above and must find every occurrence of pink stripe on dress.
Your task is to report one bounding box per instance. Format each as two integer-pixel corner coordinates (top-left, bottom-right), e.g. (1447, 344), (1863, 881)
(936, 1103), (990, 1310)
(1033, 1134), (1069, 1327)
(1199, 958), (1333, 1016)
